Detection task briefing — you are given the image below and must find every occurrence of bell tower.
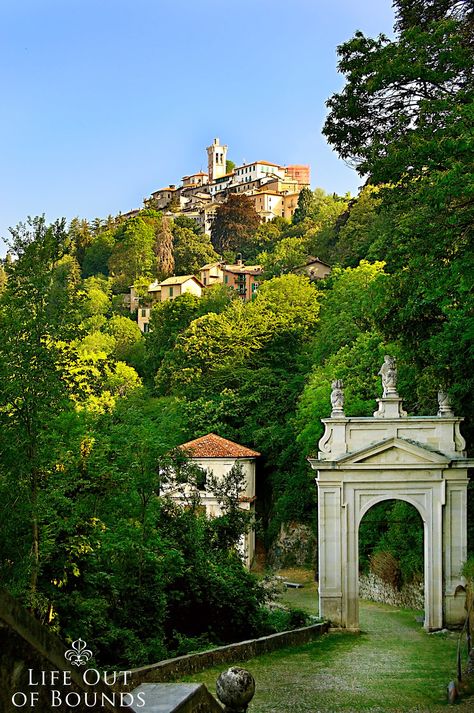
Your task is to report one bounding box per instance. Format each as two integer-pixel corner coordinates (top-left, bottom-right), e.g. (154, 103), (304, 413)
(207, 138), (228, 182)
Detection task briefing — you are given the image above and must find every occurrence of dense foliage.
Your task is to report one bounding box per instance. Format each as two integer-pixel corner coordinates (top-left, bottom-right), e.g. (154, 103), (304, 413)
(323, 0), (474, 429)
(0, 223), (268, 666)
(0, 0), (472, 666)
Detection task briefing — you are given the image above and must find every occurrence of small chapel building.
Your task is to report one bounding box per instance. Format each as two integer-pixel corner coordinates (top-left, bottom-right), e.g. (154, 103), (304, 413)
(174, 433), (260, 568)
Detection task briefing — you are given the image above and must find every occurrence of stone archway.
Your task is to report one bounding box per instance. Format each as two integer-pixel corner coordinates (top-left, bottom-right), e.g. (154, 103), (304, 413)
(358, 497), (425, 609)
(308, 364), (472, 631)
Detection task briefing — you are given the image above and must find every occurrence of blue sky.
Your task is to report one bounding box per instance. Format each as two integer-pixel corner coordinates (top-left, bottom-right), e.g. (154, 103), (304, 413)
(0, 0), (395, 255)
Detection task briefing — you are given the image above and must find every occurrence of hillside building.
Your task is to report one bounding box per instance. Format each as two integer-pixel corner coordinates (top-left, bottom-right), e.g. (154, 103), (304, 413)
(207, 138), (228, 181)
(285, 164), (310, 186)
(143, 138), (311, 234)
(170, 433), (260, 568)
(293, 256), (332, 281)
(158, 275), (204, 302)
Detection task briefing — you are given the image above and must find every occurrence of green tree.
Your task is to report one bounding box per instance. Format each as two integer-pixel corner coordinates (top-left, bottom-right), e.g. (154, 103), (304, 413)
(68, 217), (92, 267)
(153, 214), (175, 279)
(173, 215), (202, 235)
(211, 194), (261, 256)
(259, 236), (308, 278)
(0, 217), (82, 605)
(145, 293), (202, 378)
(145, 286), (234, 382)
(82, 230), (115, 278)
(155, 275), (321, 398)
(317, 185), (384, 267)
(245, 217), (288, 262)
(292, 187), (315, 224)
(312, 260), (385, 364)
(81, 275), (112, 331)
(323, 3), (473, 179)
(47, 396), (267, 666)
(323, 0), (474, 432)
(108, 217), (155, 291)
(172, 225), (218, 275)
(104, 314), (143, 363)
(0, 262), (6, 293)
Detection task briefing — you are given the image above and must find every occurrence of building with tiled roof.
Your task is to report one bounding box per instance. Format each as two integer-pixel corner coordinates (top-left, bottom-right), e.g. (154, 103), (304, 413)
(158, 275), (204, 303)
(159, 275), (204, 287)
(182, 172), (209, 188)
(293, 256), (332, 281)
(170, 432), (260, 568)
(180, 433), (260, 459)
(141, 138), (310, 230)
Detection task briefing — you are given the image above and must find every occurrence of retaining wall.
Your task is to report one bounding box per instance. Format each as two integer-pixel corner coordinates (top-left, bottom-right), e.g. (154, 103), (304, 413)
(117, 621), (329, 691)
(359, 573), (424, 610)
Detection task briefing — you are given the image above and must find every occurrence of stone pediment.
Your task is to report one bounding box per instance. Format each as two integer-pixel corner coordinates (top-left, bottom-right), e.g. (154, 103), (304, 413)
(333, 437), (450, 468)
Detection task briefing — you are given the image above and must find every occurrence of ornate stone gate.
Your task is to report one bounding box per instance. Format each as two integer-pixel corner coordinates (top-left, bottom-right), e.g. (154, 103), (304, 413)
(308, 360), (472, 631)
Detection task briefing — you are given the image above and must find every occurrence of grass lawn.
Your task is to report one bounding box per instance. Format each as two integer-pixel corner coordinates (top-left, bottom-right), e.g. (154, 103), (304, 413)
(275, 567), (319, 614)
(183, 570), (473, 712)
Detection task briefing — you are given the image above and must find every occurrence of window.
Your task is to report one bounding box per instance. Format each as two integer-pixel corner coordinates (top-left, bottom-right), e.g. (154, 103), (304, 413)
(143, 323), (150, 333)
(169, 287), (174, 297)
(195, 468), (207, 491)
(141, 308), (147, 317)
(224, 275), (228, 284)
(203, 276), (207, 285)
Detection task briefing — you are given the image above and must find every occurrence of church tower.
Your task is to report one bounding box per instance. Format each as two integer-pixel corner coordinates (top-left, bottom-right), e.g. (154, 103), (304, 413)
(207, 138), (228, 182)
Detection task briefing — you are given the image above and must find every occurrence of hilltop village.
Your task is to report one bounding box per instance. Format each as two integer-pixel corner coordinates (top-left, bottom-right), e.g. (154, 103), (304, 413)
(123, 138), (330, 331)
(126, 138), (310, 230)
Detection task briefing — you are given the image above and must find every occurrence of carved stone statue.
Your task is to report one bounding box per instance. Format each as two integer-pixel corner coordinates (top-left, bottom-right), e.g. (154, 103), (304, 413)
(331, 379), (345, 416)
(438, 389), (454, 417)
(378, 355), (398, 397)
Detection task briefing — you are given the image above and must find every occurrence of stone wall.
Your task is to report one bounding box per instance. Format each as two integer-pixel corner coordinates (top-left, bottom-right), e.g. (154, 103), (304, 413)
(117, 622), (329, 691)
(267, 522), (316, 569)
(359, 573), (424, 610)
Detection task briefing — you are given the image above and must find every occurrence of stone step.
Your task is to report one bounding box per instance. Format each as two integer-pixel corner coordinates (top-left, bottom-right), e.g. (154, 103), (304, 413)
(128, 682), (222, 713)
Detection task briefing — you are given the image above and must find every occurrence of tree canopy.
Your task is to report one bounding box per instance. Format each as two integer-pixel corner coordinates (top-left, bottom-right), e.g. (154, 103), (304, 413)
(211, 194), (261, 257)
(323, 0), (474, 431)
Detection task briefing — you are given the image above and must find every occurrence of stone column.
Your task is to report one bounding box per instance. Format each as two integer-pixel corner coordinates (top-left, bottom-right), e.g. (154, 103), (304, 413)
(443, 469), (468, 626)
(344, 488), (359, 630)
(317, 483), (343, 625)
(425, 490), (444, 630)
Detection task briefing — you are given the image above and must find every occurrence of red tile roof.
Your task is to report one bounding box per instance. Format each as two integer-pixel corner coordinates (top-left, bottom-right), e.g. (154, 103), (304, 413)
(179, 433), (260, 458)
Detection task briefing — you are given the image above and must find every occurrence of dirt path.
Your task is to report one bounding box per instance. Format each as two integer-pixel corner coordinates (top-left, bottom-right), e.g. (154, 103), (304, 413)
(187, 601), (474, 712)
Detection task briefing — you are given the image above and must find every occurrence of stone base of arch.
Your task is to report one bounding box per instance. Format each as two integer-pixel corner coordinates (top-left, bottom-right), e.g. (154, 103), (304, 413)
(309, 399), (472, 631)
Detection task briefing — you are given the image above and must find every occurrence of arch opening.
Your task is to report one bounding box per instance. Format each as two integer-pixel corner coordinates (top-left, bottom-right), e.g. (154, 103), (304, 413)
(358, 499), (425, 616)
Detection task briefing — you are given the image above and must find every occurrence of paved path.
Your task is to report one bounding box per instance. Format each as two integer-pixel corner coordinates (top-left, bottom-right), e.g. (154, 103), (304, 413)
(188, 601), (474, 712)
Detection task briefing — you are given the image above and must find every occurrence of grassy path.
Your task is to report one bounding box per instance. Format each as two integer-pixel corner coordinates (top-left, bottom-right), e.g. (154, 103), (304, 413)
(185, 600), (473, 712)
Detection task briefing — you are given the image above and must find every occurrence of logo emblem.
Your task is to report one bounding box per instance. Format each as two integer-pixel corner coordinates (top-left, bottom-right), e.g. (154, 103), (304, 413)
(65, 639), (93, 667)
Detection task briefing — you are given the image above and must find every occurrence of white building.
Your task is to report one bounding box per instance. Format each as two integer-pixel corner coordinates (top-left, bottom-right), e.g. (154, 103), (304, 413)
(171, 433), (260, 568)
(142, 138), (309, 231)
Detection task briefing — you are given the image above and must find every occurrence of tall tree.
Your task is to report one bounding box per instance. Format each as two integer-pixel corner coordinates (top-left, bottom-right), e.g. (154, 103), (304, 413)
(0, 217), (82, 605)
(154, 215), (175, 279)
(211, 194), (260, 256)
(108, 216), (155, 291)
(0, 261), (6, 293)
(292, 187), (315, 224)
(322, 0), (474, 427)
(68, 217), (92, 266)
(82, 230), (115, 278)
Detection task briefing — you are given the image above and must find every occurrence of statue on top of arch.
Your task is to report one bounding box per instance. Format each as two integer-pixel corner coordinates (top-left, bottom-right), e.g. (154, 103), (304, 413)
(378, 355), (398, 397)
(330, 379), (345, 417)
